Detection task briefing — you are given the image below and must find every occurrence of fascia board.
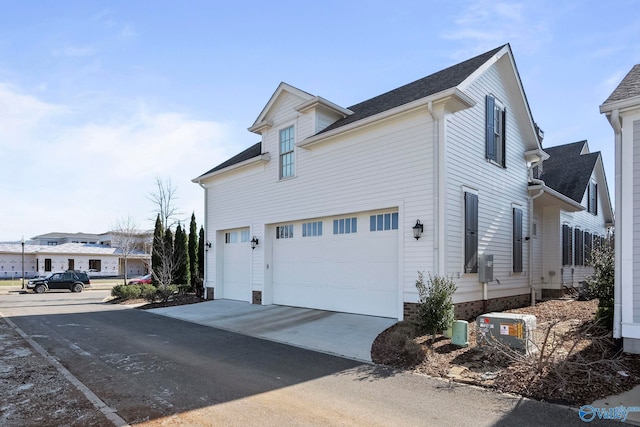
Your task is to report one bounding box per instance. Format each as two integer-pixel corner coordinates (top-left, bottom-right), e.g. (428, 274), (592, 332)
(295, 96), (353, 117)
(297, 88), (474, 149)
(192, 153), (271, 183)
(600, 95), (640, 114)
(528, 184), (585, 212)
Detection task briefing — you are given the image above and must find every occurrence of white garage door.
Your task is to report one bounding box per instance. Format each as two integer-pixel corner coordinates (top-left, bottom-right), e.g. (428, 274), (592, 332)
(222, 228), (250, 301)
(272, 212), (398, 318)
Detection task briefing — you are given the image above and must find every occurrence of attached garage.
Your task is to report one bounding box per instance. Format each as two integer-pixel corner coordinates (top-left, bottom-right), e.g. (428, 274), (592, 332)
(220, 228), (251, 301)
(271, 211), (399, 318)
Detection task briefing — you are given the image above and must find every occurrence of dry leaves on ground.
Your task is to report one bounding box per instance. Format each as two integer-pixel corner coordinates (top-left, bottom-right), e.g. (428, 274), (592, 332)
(371, 299), (640, 405)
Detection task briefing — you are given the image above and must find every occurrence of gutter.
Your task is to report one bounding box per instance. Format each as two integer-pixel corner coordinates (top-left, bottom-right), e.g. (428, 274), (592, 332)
(427, 101), (442, 275)
(610, 108), (623, 340)
(528, 171), (545, 306)
(198, 182), (210, 300)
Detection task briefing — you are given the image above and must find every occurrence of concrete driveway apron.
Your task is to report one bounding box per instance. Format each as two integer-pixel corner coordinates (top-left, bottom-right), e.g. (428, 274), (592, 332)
(147, 299), (397, 362)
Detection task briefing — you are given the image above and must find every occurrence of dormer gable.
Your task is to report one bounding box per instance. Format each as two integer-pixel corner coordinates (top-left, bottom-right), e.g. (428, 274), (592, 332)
(248, 82), (352, 135)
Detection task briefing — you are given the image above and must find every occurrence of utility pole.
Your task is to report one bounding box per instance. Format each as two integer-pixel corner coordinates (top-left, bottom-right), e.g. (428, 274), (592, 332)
(21, 237), (25, 289)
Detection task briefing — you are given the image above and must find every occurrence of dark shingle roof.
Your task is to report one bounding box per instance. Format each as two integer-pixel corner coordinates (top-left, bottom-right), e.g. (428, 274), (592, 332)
(320, 45), (506, 134)
(200, 45), (506, 176)
(540, 141), (600, 203)
(199, 142), (262, 177)
(603, 64), (640, 104)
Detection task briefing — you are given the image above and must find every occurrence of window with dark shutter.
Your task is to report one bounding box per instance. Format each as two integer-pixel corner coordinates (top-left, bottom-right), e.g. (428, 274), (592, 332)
(485, 95), (506, 167)
(562, 225), (573, 266)
(585, 232), (592, 265)
(574, 228), (584, 266)
(464, 192), (479, 274)
(513, 207), (523, 273)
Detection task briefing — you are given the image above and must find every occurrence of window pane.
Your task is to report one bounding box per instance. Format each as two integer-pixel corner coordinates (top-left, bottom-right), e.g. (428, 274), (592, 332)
(377, 214), (383, 231)
(370, 216), (376, 231)
(384, 213), (391, 230)
(352, 218), (357, 233)
(333, 220), (338, 234)
(392, 213), (398, 229)
(345, 218), (351, 233)
(312, 222), (317, 236)
(318, 222), (322, 236)
(339, 219), (345, 234)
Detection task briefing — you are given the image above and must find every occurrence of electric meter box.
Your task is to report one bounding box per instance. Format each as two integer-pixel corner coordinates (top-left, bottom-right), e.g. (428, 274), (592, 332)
(476, 312), (536, 354)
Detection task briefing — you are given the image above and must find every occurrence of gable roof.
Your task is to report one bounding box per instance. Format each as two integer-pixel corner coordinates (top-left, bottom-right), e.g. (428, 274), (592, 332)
(540, 141), (600, 203)
(320, 45), (506, 134)
(196, 44), (517, 179)
(603, 64), (640, 104)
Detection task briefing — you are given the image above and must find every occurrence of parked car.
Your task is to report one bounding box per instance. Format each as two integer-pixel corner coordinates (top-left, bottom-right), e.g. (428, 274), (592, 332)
(128, 273), (152, 285)
(27, 270), (91, 293)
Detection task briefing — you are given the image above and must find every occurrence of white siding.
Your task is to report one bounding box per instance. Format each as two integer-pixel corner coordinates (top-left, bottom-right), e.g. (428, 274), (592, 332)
(204, 106), (436, 316)
(444, 59), (531, 303)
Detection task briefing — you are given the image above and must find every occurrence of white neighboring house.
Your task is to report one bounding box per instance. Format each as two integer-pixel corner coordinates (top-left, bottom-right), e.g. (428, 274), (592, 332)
(530, 140), (614, 297)
(194, 44), (612, 321)
(0, 231), (151, 279)
(600, 64), (640, 354)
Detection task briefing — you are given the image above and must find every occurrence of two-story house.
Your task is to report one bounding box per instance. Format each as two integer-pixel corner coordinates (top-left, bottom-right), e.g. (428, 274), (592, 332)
(194, 44), (612, 321)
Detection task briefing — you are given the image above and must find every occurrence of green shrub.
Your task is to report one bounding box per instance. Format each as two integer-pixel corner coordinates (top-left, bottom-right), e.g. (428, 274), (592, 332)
(111, 284), (142, 300)
(139, 284), (157, 302)
(415, 272), (457, 345)
(156, 285), (178, 303)
(586, 240), (615, 330)
(177, 284), (192, 295)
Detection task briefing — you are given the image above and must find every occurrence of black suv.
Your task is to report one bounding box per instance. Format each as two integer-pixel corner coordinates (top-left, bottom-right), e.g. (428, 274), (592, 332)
(27, 271), (91, 293)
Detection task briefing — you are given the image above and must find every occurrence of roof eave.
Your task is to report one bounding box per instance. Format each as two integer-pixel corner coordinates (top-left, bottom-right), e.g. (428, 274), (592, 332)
(599, 95), (640, 114)
(192, 153), (271, 183)
(295, 96), (353, 117)
(297, 88), (475, 149)
(528, 184), (585, 212)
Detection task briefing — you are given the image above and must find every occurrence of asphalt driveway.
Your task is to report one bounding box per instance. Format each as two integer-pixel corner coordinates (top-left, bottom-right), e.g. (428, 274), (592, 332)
(147, 299), (397, 362)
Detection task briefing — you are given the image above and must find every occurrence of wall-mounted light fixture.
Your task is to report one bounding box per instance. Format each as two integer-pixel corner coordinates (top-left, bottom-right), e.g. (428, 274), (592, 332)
(205, 241), (212, 249)
(250, 236), (259, 250)
(412, 220), (424, 240)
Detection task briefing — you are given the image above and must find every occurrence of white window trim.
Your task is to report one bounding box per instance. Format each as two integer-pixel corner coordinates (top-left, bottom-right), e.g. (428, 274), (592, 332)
(278, 124), (296, 180)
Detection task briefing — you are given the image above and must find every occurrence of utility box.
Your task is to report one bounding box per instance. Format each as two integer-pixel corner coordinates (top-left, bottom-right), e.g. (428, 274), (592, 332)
(478, 254), (494, 282)
(476, 313), (536, 354)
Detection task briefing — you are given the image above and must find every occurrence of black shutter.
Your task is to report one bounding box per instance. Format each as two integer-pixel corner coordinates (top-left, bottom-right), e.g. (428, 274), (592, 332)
(574, 228), (583, 266)
(464, 192), (479, 273)
(486, 96), (496, 161)
(585, 232), (592, 265)
(501, 107), (507, 167)
(562, 225), (571, 266)
(513, 207), (522, 272)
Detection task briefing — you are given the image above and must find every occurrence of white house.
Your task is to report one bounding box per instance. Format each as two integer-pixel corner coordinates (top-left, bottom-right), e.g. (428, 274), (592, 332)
(600, 64), (640, 354)
(0, 231), (152, 279)
(530, 140), (613, 297)
(194, 44), (612, 321)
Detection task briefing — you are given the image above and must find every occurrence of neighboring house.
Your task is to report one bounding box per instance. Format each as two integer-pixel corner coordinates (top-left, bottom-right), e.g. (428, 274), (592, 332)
(530, 140), (613, 297)
(600, 64), (640, 354)
(193, 44), (612, 321)
(0, 231), (152, 279)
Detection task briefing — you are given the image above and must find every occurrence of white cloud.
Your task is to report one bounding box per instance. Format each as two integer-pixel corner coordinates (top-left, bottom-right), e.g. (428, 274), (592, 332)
(0, 84), (240, 240)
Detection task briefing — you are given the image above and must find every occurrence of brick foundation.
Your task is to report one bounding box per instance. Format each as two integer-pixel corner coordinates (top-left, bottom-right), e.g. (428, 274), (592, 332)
(404, 293), (532, 322)
(252, 291), (262, 305)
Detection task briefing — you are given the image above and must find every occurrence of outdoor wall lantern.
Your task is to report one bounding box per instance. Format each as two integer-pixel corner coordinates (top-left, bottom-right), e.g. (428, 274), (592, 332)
(412, 220), (424, 240)
(250, 236), (259, 250)
(205, 241), (212, 249)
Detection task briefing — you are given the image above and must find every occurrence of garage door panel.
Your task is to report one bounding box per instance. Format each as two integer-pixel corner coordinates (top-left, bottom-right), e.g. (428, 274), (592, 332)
(273, 214), (398, 318)
(222, 229), (250, 302)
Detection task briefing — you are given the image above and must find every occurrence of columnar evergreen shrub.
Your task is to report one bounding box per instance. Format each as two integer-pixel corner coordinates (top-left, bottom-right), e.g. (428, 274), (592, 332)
(586, 240), (615, 330)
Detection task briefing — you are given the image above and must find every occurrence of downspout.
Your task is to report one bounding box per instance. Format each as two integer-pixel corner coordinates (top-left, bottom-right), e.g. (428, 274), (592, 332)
(610, 108), (622, 341)
(198, 182), (209, 299)
(427, 101), (445, 276)
(528, 167), (545, 306)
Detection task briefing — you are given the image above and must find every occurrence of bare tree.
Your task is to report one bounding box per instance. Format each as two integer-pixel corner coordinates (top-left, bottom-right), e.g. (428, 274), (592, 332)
(148, 176), (182, 230)
(111, 215), (139, 285)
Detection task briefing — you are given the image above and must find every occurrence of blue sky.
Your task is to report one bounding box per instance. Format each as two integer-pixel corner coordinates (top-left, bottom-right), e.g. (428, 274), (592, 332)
(1, 0), (638, 241)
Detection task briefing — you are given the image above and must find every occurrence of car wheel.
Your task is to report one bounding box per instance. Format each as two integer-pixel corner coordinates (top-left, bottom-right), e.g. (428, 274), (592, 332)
(34, 284), (46, 294)
(72, 283), (83, 293)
